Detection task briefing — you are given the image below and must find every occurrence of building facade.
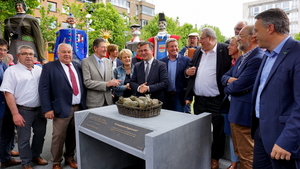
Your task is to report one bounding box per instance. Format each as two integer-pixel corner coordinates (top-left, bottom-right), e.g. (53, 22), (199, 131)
(243, 0), (299, 37)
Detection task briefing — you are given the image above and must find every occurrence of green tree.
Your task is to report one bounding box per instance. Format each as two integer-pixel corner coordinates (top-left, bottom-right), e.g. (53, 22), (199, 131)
(294, 32), (300, 41)
(200, 24), (226, 43)
(39, 5), (59, 49)
(84, 2), (128, 52)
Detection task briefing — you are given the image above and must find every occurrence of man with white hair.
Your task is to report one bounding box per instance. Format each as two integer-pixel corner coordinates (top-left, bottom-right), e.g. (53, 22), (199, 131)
(185, 27), (232, 169)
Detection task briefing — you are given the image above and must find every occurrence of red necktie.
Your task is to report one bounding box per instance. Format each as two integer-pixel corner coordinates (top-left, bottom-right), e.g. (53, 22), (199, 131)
(66, 64), (79, 96)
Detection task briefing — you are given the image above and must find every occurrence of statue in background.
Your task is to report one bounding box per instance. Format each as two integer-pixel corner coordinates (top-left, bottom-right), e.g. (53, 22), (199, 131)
(148, 13), (180, 60)
(54, 13), (88, 63)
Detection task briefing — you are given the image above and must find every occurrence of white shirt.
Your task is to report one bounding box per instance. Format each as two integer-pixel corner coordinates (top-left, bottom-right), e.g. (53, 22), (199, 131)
(60, 62), (81, 105)
(193, 43), (220, 97)
(0, 63), (42, 107)
(109, 57), (117, 70)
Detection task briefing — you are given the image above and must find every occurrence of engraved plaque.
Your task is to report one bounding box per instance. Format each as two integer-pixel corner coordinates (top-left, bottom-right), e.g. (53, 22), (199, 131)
(80, 113), (153, 150)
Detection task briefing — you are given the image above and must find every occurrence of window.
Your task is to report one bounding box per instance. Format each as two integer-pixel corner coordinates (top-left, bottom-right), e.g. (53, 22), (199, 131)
(47, 1), (57, 12)
(275, 3), (281, 8)
(127, 2), (130, 13)
(253, 6), (259, 15)
(283, 1), (290, 11)
(62, 5), (69, 14)
(261, 5), (266, 12)
(136, 5), (139, 15)
(141, 6), (154, 16)
(110, 0), (127, 8)
(140, 19), (148, 27)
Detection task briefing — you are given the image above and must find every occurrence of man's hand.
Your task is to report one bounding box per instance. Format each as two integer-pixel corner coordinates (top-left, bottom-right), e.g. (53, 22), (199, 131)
(227, 77), (238, 84)
(13, 114), (25, 127)
(106, 79), (122, 87)
(186, 67), (196, 76)
(271, 144), (291, 160)
(45, 110), (55, 119)
(139, 82), (148, 93)
(185, 100), (191, 105)
(125, 83), (131, 90)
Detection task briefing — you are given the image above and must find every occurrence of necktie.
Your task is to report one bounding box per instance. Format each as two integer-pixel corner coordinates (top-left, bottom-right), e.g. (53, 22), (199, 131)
(99, 59), (105, 77)
(145, 61), (149, 82)
(66, 64), (79, 96)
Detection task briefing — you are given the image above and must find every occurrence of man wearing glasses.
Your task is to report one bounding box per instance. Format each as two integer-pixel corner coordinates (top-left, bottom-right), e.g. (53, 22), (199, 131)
(179, 33), (200, 59)
(185, 28), (232, 169)
(0, 45), (47, 169)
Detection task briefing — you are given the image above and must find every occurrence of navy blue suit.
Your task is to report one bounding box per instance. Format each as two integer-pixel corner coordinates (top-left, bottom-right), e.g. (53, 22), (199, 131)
(252, 37), (300, 168)
(39, 60), (86, 117)
(222, 47), (263, 126)
(160, 54), (190, 111)
(130, 59), (168, 102)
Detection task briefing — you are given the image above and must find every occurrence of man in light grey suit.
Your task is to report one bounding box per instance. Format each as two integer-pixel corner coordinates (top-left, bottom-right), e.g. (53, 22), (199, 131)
(82, 38), (121, 108)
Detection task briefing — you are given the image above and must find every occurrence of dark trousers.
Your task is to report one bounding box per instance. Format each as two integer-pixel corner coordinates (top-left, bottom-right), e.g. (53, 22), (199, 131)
(253, 124), (300, 169)
(164, 92), (185, 112)
(194, 95), (226, 160)
(0, 109), (14, 163)
(17, 107), (47, 166)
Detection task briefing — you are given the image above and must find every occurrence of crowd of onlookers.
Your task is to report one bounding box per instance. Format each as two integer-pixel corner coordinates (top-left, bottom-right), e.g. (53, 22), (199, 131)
(0, 6), (300, 169)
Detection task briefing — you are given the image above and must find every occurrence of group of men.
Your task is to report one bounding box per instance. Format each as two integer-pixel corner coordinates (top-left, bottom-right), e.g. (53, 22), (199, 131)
(0, 7), (300, 169)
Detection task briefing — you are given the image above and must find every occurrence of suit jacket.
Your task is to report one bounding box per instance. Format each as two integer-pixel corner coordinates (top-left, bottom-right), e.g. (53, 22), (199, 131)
(221, 47), (263, 126)
(185, 42), (232, 100)
(39, 60), (86, 118)
(130, 59), (168, 102)
(160, 54), (191, 105)
(82, 55), (114, 108)
(251, 37), (300, 158)
(0, 63), (7, 119)
(54, 28), (88, 61)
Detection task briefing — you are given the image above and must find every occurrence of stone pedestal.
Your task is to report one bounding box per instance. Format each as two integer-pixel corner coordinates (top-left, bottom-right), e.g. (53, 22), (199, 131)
(75, 105), (211, 169)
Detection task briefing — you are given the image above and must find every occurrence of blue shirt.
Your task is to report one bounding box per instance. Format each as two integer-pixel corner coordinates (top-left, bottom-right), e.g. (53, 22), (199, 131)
(167, 55), (177, 92)
(255, 36), (290, 118)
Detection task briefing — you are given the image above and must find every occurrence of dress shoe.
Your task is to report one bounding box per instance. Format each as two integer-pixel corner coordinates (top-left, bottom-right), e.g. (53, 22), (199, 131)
(227, 165), (238, 169)
(53, 164), (62, 169)
(31, 157), (48, 165)
(10, 150), (19, 157)
(211, 159), (219, 169)
(1, 158), (22, 168)
(65, 160), (78, 168)
(22, 165), (33, 169)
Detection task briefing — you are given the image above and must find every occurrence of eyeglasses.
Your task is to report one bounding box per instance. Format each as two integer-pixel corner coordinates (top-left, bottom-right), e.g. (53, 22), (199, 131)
(234, 27), (242, 31)
(200, 36), (208, 40)
(189, 37), (198, 40)
(0, 49), (8, 52)
(238, 34), (249, 38)
(20, 53), (34, 56)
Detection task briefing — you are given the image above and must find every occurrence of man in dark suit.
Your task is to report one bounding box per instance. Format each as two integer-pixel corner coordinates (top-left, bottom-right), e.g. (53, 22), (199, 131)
(185, 27), (232, 169)
(160, 38), (190, 112)
(39, 43), (86, 169)
(0, 38), (22, 168)
(221, 25), (263, 169)
(130, 41), (168, 102)
(252, 8), (300, 169)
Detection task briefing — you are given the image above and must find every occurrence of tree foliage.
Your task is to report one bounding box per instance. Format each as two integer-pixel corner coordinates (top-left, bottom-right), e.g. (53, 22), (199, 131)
(39, 5), (59, 46)
(294, 32), (300, 41)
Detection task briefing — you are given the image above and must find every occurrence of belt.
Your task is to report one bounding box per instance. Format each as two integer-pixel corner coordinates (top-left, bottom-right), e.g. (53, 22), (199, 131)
(195, 95), (219, 98)
(17, 105), (40, 111)
(168, 91), (177, 95)
(72, 104), (80, 107)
